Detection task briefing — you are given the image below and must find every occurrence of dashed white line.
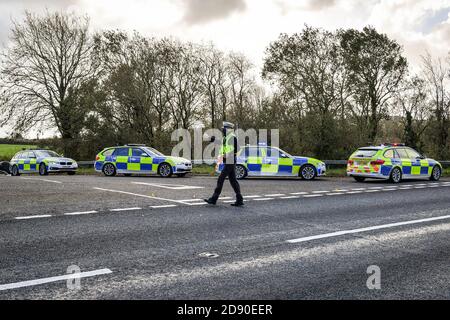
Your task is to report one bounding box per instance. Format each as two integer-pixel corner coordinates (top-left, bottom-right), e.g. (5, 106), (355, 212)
(254, 197), (274, 201)
(189, 202), (207, 206)
(312, 190), (329, 194)
(280, 196), (301, 199)
(365, 190), (381, 193)
(93, 187), (189, 205)
(265, 193), (285, 197)
(287, 214), (450, 244)
(346, 191), (363, 194)
(303, 194), (324, 198)
(64, 210), (97, 216)
(15, 215), (52, 220)
(326, 193), (344, 196)
(0, 268), (113, 291)
(290, 192), (308, 195)
(150, 204), (178, 209)
(109, 207), (142, 212)
(244, 195), (262, 198)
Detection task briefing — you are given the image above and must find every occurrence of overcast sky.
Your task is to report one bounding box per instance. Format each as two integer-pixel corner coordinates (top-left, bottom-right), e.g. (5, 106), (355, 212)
(0, 0), (449, 138)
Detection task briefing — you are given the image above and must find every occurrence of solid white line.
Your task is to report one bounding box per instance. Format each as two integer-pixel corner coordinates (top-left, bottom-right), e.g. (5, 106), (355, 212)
(303, 194), (324, 198)
(15, 215), (52, 220)
(20, 177), (62, 184)
(0, 268), (112, 291)
(150, 205), (177, 209)
(93, 187), (188, 205)
(287, 214), (450, 244)
(109, 207), (142, 212)
(64, 210), (97, 216)
(253, 198), (274, 201)
(280, 196), (300, 199)
(290, 192), (308, 195)
(265, 193), (285, 197)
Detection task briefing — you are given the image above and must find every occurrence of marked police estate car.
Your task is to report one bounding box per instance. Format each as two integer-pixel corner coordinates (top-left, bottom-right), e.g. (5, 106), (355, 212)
(347, 143), (442, 183)
(217, 144), (326, 180)
(95, 144), (192, 177)
(10, 149), (78, 176)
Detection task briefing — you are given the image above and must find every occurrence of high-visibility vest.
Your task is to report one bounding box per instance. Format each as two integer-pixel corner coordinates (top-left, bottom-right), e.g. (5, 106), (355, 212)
(219, 133), (236, 156)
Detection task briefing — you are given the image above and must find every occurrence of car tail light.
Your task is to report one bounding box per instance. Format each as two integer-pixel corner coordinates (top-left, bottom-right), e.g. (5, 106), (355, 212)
(348, 160), (354, 165)
(95, 155), (100, 161)
(370, 159), (385, 165)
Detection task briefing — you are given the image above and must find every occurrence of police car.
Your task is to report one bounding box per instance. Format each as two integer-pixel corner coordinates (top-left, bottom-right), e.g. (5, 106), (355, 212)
(347, 143), (442, 183)
(217, 144), (326, 180)
(10, 149), (78, 176)
(95, 144), (192, 177)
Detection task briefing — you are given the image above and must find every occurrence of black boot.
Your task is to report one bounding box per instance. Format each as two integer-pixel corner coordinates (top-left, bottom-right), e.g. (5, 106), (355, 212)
(231, 197), (244, 207)
(204, 198), (217, 205)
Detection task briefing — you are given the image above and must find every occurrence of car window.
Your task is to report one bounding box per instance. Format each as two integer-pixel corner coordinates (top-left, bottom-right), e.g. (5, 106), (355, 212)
(266, 148), (282, 157)
(132, 148), (148, 157)
(35, 150), (60, 158)
(384, 149), (395, 158)
(113, 148), (129, 157)
(244, 147), (260, 157)
(396, 148), (410, 159)
(102, 149), (114, 157)
(405, 148), (421, 158)
(13, 152), (22, 159)
(25, 151), (35, 158)
(142, 147), (163, 157)
(352, 149), (378, 158)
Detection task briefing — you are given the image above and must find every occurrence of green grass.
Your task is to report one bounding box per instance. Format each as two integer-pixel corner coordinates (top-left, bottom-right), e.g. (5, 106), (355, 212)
(325, 167), (347, 177)
(0, 144), (37, 161)
(192, 164), (216, 175)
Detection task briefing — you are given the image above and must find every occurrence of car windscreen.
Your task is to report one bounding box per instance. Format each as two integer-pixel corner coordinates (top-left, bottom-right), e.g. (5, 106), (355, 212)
(35, 150), (60, 158)
(352, 149), (379, 158)
(142, 147), (164, 157)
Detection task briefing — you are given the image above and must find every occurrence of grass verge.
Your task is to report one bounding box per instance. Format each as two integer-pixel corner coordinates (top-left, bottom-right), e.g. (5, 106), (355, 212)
(0, 144), (37, 161)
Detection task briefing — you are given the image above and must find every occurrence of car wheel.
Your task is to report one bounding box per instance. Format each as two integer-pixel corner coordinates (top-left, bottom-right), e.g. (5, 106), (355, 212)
(67, 171), (76, 176)
(300, 164), (316, 180)
(102, 163), (116, 177)
(158, 163), (173, 178)
(430, 166), (441, 181)
(11, 165), (20, 176)
(390, 167), (402, 183)
(353, 176), (366, 182)
(39, 163), (49, 176)
(235, 165), (247, 180)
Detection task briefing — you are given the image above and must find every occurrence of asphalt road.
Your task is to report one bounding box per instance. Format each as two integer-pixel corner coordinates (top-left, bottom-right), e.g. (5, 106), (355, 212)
(1, 173), (450, 299)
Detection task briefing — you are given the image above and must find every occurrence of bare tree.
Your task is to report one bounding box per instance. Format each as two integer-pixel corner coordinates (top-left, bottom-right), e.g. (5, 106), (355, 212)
(421, 53), (450, 159)
(0, 11), (97, 155)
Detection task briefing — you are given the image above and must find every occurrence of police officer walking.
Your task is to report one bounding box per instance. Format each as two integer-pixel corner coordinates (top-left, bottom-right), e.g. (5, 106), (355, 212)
(204, 122), (244, 207)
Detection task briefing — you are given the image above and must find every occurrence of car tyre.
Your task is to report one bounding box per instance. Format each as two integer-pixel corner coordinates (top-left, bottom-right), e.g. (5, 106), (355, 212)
(430, 166), (441, 181)
(235, 165), (247, 180)
(300, 164), (317, 180)
(39, 163), (49, 176)
(390, 167), (402, 183)
(11, 165), (20, 176)
(353, 176), (366, 182)
(102, 163), (116, 177)
(158, 163), (173, 178)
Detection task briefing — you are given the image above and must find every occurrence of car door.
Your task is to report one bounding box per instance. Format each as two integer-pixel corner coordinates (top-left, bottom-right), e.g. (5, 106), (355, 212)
(244, 147), (262, 176)
(396, 148), (413, 177)
(130, 148), (153, 173)
(405, 148), (429, 177)
(262, 147), (279, 176)
(27, 151), (38, 172)
(111, 147), (130, 172)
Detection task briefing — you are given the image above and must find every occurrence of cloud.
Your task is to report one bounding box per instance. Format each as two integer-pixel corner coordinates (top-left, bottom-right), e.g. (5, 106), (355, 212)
(182, 0), (246, 25)
(306, 0), (336, 10)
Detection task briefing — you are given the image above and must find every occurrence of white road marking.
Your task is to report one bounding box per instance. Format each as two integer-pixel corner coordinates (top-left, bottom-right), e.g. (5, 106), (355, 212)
(287, 214), (450, 244)
(346, 191), (363, 194)
(303, 194), (324, 198)
(334, 189), (348, 192)
(365, 190), (380, 193)
(368, 187), (383, 190)
(93, 187), (189, 205)
(64, 210), (97, 216)
(290, 192), (308, 195)
(131, 182), (203, 190)
(265, 193), (285, 197)
(414, 186), (427, 189)
(181, 196), (232, 202)
(254, 197), (274, 201)
(326, 193), (344, 196)
(150, 205), (178, 209)
(0, 268), (112, 291)
(109, 207), (142, 212)
(312, 190), (329, 194)
(189, 202), (207, 206)
(243, 195), (262, 198)
(223, 200), (237, 203)
(350, 188), (366, 191)
(399, 187), (413, 190)
(280, 196), (300, 199)
(20, 177), (62, 184)
(15, 215), (52, 220)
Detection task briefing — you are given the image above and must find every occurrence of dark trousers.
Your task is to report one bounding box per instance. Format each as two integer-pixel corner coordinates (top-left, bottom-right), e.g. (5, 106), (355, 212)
(212, 164), (243, 202)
